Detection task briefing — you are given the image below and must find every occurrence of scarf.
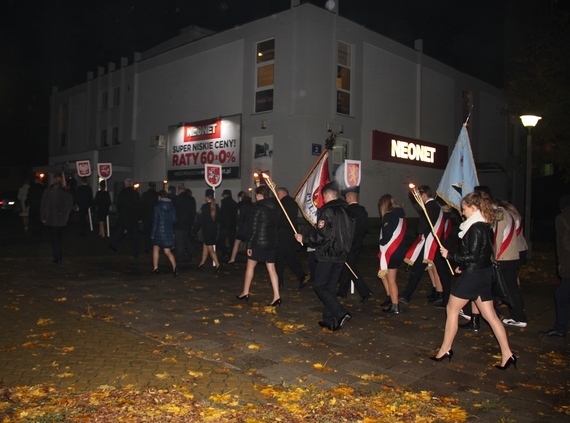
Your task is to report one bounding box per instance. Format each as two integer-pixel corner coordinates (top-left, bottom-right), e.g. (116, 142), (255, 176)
(458, 209), (486, 239)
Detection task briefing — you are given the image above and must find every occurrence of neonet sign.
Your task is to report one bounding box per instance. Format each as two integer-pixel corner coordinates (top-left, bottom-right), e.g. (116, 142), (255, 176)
(372, 130), (447, 169)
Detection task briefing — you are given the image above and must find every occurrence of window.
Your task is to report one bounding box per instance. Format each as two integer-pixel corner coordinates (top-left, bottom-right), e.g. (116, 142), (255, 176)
(102, 91), (108, 110)
(101, 129), (108, 148)
(58, 104), (67, 147)
(113, 87), (120, 107)
(255, 38), (274, 113)
(337, 41), (351, 115)
(112, 127), (120, 145)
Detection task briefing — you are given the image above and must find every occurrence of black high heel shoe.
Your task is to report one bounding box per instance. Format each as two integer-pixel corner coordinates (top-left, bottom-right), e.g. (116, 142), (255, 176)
(215, 265), (222, 273)
(429, 349), (453, 362)
(197, 264), (205, 270)
(236, 294), (249, 302)
(173, 267), (179, 277)
(151, 268), (159, 275)
(267, 298), (282, 307)
(495, 355), (517, 370)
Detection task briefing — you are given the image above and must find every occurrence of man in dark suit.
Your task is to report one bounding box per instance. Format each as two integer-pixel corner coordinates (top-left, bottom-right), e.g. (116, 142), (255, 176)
(75, 176), (93, 236)
(337, 186), (373, 301)
(276, 187), (308, 289)
(140, 182), (159, 253)
(110, 178), (141, 257)
(217, 189), (238, 258)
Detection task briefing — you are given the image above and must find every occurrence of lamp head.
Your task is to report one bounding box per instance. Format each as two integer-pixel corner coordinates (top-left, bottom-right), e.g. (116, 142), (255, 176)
(520, 115), (542, 128)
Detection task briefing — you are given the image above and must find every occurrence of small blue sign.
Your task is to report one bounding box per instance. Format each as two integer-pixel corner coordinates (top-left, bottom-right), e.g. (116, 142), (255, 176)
(312, 143), (322, 156)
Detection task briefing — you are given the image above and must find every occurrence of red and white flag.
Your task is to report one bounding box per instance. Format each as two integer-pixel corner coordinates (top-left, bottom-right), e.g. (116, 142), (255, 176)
(295, 152), (330, 225)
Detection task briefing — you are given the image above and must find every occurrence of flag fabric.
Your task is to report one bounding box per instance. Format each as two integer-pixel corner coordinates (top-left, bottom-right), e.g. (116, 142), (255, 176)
(295, 152), (330, 225)
(436, 124), (479, 212)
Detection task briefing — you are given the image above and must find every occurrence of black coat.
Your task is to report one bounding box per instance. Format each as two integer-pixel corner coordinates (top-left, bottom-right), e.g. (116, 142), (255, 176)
(277, 195), (300, 249)
(116, 186), (141, 223)
(141, 189), (159, 222)
(236, 196), (253, 241)
(303, 198), (354, 263)
(448, 222), (493, 272)
(219, 196), (238, 229)
(347, 202), (368, 251)
(247, 197), (280, 249)
(173, 191), (196, 232)
(75, 184), (93, 211)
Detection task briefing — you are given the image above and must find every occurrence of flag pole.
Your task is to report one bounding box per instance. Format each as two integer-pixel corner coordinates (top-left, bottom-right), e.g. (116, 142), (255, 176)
(409, 184), (454, 275)
(261, 173), (302, 246)
(293, 133), (337, 198)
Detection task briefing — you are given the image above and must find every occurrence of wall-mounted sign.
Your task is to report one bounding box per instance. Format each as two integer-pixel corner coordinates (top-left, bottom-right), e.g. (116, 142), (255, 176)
(167, 114), (241, 181)
(371, 130), (448, 170)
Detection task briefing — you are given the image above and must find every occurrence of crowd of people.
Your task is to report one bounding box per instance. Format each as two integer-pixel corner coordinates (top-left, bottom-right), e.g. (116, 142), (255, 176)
(14, 172), (570, 370)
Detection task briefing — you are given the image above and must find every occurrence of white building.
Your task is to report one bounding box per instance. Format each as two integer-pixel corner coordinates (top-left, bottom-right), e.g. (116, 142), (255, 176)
(46, 3), (523, 217)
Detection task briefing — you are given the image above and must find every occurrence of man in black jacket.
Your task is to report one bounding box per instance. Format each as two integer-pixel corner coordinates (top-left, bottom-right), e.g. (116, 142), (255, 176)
(75, 177), (93, 236)
(26, 176), (45, 236)
(110, 178), (141, 257)
(276, 187), (308, 289)
(217, 189), (238, 259)
(174, 185), (197, 264)
(337, 186), (373, 301)
(295, 181), (354, 332)
(140, 182), (159, 253)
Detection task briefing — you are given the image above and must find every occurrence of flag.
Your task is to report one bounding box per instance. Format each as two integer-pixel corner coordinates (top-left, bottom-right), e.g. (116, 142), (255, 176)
(436, 124), (479, 212)
(295, 152), (330, 225)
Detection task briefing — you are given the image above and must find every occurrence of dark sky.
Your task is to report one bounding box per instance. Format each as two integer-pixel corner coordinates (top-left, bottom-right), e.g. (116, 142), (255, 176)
(0, 0), (525, 167)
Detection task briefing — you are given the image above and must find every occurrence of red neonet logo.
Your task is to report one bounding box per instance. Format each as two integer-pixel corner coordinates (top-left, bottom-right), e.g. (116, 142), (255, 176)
(183, 119), (220, 142)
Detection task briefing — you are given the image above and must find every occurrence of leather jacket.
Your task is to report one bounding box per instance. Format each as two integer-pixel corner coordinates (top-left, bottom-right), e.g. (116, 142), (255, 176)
(247, 197), (279, 249)
(448, 222), (493, 272)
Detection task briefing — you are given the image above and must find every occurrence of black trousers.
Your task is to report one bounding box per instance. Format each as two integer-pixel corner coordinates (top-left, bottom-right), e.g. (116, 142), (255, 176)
(499, 259), (527, 322)
(175, 229), (194, 262)
(49, 226), (65, 262)
(402, 250), (451, 303)
(276, 242), (305, 286)
(313, 261), (348, 326)
(216, 226), (236, 257)
(554, 277), (570, 335)
(111, 219), (140, 257)
(337, 245), (371, 298)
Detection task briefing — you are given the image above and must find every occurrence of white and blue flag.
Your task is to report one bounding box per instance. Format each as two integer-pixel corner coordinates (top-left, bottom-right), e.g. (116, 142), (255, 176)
(436, 124), (479, 212)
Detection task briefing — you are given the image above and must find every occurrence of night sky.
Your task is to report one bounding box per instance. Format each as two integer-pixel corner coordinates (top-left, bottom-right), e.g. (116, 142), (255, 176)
(0, 0), (538, 168)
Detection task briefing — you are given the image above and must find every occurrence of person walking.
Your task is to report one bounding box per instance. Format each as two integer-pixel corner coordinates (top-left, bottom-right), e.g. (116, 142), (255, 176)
(151, 190), (178, 276)
(236, 185), (281, 306)
(141, 182), (159, 253)
(93, 180), (112, 238)
(110, 178), (141, 257)
(40, 173), (74, 264)
(377, 194), (407, 314)
(17, 180), (30, 232)
(400, 185), (450, 306)
(75, 177), (93, 236)
(275, 187), (308, 289)
(337, 186), (372, 302)
(540, 194), (570, 338)
(193, 189), (222, 272)
(228, 191), (253, 264)
(173, 185), (196, 264)
(26, 177), (45, 237)
(295, 181), (354, 331)
(216, 189), (238, 259)
(431, 191), (516, 370)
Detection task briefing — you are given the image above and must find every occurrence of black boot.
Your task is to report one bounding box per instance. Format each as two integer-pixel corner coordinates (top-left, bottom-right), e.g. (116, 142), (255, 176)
(459, 314), (481, 331)
(426, 287), (438, 302)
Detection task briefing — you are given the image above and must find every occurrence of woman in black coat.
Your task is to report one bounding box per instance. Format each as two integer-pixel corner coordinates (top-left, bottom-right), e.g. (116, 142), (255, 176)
(227, 191), (253, 264)
(432, 191), (516, 370)
(93, 180), (112, 238)
(193, 189), (221, 272)
(236, 185), (281, 306)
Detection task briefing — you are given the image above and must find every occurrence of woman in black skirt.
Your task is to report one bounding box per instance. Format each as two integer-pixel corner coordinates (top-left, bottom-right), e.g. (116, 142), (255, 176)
(432, 191), (516, 370)
(236, 185), (281, 306)
(193, 189), (222, 272)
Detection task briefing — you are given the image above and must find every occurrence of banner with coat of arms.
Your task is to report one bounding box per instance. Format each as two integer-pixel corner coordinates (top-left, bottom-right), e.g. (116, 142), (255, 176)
(205, 164), (222, 188)
(97, 163), (112, 180)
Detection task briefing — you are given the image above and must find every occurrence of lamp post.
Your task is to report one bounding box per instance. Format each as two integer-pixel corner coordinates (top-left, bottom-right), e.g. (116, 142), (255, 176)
(520, 114), (542, 256)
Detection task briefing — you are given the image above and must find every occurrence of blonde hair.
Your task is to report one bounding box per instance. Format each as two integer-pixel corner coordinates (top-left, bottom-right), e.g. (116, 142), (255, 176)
(462, 191), (496, 225)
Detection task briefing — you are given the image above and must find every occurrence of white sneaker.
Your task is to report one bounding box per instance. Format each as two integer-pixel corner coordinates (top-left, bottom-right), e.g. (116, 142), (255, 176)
(502, 318), (527, 328)
(459, 310), (471, 321)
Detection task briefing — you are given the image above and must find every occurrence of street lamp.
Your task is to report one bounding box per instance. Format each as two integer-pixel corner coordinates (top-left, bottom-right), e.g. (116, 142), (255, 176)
(520, 114), (542, 255)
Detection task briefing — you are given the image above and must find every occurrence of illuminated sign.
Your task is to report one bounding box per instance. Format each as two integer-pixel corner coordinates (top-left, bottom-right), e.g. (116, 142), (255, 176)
(167, 115), (241, 181)
(372, 130), (447, 169)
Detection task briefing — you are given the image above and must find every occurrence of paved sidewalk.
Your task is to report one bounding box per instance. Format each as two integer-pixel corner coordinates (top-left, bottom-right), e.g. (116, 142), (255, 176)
(1, 213), (569, 421)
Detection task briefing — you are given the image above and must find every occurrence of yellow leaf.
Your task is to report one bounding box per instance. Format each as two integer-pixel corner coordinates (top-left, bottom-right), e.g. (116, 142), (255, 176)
(55, 297), (67, 302)
(155, 373), (170, 379)
(214, 319), (221, 324)
(188, 371), (204, 378)
(248, 344), (262, 350)
(56, 372), (74, 378)
(37, 318), (54, 326)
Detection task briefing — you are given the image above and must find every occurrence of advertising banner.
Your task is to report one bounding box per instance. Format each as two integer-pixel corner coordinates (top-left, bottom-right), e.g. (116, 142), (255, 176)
(167, 114), (241, 181)
(97, 163), (112, 180)
(76, 160), (91, 177)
